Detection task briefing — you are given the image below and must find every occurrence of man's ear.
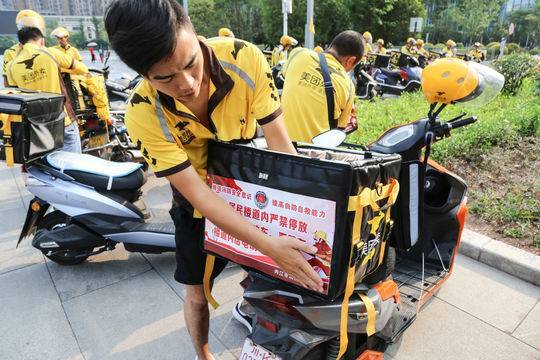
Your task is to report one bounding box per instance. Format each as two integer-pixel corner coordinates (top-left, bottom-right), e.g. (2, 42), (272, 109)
(344, 56), (357, 71)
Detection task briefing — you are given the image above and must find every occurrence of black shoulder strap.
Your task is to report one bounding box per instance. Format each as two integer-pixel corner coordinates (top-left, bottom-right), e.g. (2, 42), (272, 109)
(317, 52), (336, 129)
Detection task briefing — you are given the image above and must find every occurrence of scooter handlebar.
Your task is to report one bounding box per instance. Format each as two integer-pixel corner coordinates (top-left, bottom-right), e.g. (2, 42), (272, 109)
(449, 116), (477, 130)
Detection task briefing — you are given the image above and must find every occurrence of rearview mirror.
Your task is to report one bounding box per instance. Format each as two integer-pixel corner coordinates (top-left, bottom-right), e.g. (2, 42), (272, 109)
(312, 129), (347, 148)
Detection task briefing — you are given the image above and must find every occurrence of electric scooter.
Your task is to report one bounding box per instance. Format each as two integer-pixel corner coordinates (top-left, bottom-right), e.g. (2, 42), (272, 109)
(237, 62), (505, 360)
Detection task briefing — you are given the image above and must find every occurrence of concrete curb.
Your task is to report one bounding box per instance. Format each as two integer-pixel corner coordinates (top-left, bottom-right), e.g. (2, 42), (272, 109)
(459, 228), (540, 286)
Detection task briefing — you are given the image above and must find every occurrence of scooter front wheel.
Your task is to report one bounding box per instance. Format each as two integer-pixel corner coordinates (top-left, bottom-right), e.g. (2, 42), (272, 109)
(38, 211), (91, 266)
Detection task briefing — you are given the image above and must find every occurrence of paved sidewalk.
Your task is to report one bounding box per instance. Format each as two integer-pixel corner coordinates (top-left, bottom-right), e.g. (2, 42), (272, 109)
(0, 163), (539, 360)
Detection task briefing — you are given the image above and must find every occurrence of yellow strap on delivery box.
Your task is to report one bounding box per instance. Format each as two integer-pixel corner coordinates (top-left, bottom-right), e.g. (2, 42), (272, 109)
(203, 254), (220, 309)
(338, 179), (400, 359)
(359, 293), (377, 336)
(338, 187), (370, 359)
(1, 113), (14, 167)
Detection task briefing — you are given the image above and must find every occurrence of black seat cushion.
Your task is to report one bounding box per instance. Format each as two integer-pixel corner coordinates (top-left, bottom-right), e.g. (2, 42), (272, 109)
(64, 167), (147, 191)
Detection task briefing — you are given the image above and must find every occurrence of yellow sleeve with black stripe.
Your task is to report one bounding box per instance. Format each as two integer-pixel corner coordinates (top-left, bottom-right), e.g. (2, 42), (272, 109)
(250, 46), (282, 125)
(125, 92), (190, 177)
(48, 48), (88, 75)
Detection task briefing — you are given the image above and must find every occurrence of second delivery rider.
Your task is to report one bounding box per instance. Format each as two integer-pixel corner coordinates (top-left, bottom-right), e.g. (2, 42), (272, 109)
(271, 35), (298, 67)
(104, 1), (323, 359)
(281, 30), (364, 142)
(6, 9), (89, 154)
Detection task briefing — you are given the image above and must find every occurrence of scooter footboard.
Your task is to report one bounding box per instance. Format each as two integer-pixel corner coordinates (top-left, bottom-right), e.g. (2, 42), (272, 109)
(32, 224), (107, 251)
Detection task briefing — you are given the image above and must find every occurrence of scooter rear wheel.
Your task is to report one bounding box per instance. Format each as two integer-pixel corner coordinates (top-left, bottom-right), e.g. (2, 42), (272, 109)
(38, 211), (91, 266)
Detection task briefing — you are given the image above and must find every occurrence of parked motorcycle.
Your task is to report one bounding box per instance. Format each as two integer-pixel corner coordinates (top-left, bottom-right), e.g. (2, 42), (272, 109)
(355, 53), (422, 100)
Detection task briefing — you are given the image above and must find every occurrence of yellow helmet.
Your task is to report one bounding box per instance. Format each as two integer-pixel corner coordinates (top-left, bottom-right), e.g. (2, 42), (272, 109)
(446, 39), (456, 48)
(422, 58), (481, 104)
(473, 42), (481, 47)
(314, 45), (324, 53)
(51, 27), (69, 38)
(407, 37), (416, 45)
(422, 59), (504, 108)
(218, 27), (234, 38)
(377, 38), (384, 45)
(416, 39), (424, 47)
(363, 31), (372, 42)
(15, 9), (45, 35)
(280, 35), (298, 47)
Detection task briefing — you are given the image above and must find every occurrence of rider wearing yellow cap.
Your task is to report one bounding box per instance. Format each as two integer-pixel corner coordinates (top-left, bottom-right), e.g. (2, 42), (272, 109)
(51, 27), (82, 62)
(6, 9), (89, 153)
(282, 30), (363, 142)
(1, 10), (45, 86)
(362, 31), (373, 55)
(218, 27), (234, 38)
(416, 39), (429, 58)
(314, 45), (324, 53)
(468, 42), (485, 63)
(376, 39), (387, 55)
(271, 35), (298, 67)
(442, 40), (457, 57)
(401, 38), (418, 57)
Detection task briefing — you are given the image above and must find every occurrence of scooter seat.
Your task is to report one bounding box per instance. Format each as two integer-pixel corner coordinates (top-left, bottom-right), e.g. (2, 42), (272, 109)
(46, 151), (146, 191)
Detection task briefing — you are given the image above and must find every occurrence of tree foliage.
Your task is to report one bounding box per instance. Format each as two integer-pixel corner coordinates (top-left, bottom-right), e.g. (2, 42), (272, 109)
(507, 2), (540, 48)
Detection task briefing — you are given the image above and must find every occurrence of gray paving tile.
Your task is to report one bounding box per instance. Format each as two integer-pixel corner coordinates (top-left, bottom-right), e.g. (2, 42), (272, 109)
(0, 206), (44, 275)
(47, 243), (152, 301)
(386, 298), (540, 360)
(513, 301), (540, 350)
(0, 263), (84, 360)
(436, 255), (540, 333)
(144, 252), (245, 306)
(210, 297), (249, 357)
(63, 270), (231, 360)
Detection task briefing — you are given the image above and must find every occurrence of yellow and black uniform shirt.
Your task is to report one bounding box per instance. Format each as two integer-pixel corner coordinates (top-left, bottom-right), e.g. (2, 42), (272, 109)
(125, 38), (281, 184)
(2, 43), (21, 86)
(364, 42), (373, 55)
(401, 46), (417, 57)
(7, 42), (89, 125)
(417, 47), (430, 58)
(377, 46), (387, 55)
(442, 46), (456, 57)
(281, 48), (355, 143)
(52, 44), (82, 62)
(468, 49), (484, 62)
(271, 45), (286, 67)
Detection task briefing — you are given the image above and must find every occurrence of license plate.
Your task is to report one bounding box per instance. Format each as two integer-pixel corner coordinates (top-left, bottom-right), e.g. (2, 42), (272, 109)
(88, 134), (107, 149)
(240, 339), (281, 360)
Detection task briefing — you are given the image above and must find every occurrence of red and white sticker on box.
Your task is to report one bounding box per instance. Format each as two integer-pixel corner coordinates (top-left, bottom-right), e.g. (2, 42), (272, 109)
(205, 175), (337, 294)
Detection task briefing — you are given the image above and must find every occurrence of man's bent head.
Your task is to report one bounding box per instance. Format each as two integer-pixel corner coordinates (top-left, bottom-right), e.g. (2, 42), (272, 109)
(105, 0), (204, 101)
(328, 30), (365, 72)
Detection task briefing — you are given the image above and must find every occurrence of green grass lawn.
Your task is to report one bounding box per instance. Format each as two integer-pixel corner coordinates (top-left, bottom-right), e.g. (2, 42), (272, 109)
(349, 79), (540, 251)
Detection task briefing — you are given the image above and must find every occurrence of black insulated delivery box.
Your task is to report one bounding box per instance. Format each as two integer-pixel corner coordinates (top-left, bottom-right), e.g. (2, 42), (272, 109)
(0, 89), (65, 166)
(204, 140), (402, 300)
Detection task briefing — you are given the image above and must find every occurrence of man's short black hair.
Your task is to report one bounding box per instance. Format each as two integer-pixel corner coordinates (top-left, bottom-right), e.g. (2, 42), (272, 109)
(329, 30), (365, 62)
(17, 27), (43, 45)
(105, 0), (192, 76)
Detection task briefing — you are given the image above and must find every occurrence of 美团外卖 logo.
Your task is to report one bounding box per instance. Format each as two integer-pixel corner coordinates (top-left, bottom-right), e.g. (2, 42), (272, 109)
(254, 191), (269, 209)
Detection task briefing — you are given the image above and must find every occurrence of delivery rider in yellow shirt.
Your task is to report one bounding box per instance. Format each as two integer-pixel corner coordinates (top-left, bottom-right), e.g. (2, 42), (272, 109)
(468, 42), (485, 63)
(7, 10), (89, 153)
(281, 30), (363, 142)
(271, 35), (298, 67)
(104, 1), (323, 359)
(50, 27), (82, 62)
(401, 37), (418, 57)
(2, 10), (41, 86)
